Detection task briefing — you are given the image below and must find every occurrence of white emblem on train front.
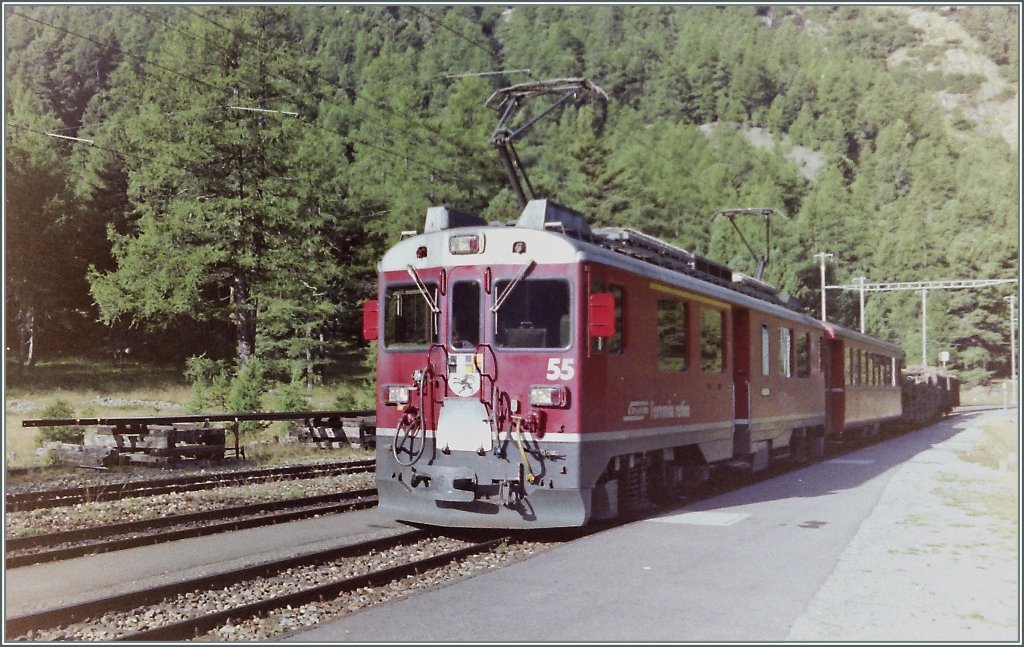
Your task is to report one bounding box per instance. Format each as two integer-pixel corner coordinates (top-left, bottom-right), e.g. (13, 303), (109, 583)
(448, 353), (482, 397)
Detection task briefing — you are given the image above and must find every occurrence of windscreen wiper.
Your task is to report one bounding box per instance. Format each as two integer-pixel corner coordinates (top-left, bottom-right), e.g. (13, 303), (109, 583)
(491, 260), (536, 313)
(406, 265), (439, 313)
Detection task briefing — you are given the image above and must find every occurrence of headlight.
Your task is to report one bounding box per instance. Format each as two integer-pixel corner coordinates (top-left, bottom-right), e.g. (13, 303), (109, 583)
(385, 385), (411, 405)
(449, 234), (484, 254)
(528, 385), (568, 408)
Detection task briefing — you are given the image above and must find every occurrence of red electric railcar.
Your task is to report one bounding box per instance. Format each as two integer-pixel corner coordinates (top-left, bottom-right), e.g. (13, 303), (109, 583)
(364, 199), (906, 528)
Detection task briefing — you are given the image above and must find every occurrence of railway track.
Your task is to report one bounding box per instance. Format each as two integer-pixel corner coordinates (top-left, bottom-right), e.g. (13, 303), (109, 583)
(5, 459), (376, 511)
(6, 529), (514, 641)
(5, 488), (378, 568)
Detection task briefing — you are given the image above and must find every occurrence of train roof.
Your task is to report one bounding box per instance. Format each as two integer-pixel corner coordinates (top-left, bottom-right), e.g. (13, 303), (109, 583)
(822, 322), (903, 354)
(379, 199), (897, 343)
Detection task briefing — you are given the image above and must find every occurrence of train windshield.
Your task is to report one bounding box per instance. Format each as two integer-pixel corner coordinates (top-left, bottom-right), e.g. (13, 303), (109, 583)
(450, 282), (481, 349)
(493, 279), (571, 349)
(384, 285), (438, 349)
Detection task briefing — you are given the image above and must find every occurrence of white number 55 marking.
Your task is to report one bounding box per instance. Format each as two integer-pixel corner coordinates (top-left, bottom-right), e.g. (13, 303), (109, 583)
(546, 358), (575, 380)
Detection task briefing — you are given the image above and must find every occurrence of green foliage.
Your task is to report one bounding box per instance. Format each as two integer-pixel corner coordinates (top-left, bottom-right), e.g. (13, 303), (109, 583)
(333, 342), (376, 410)
(944, 73), (986, 95)
(36, 400), (85, 446)
(274, 374), (310, 413)
(229, 357), (267, 413)
(184, 355), (231, 412)
(5, 5), (1020, 386)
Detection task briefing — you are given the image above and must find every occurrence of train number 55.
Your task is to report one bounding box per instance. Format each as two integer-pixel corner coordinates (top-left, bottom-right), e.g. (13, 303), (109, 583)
(546, 358), (575, 380)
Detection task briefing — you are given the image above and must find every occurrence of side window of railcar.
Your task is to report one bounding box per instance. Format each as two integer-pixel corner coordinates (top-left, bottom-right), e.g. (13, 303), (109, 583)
(796, 331), (811, 378)
(818, 336), (826, 373)
(700, 307), (725, 372)
(761, 324), (770, 376)
(846, 347), (854, 385)
(384, 285), (438, 349)
(450, 282), (480, 349)
(779, 327), (792, 378)
(494, 279), (570, 349)
(657, 299), (688, 371)
(590, 284), (625, 355)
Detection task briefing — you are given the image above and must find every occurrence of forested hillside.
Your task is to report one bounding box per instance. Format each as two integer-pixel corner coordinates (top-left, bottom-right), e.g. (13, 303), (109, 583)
(4, 5), (1019, 387)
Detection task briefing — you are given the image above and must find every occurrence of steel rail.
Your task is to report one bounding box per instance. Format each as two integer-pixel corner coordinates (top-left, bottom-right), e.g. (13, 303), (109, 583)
(5, 459), (375, 511)
(5, 489), (378, 568)
(5, 530), (429, 637)
(4, 529), (470, 638)
(115, 536), (509, 641)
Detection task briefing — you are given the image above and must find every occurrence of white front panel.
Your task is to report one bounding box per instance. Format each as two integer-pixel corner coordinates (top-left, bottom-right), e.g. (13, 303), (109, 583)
(435, 398), (493, 452)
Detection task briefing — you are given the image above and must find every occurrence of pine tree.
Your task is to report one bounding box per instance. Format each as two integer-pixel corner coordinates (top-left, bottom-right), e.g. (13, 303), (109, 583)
(88, 7), (339, 370)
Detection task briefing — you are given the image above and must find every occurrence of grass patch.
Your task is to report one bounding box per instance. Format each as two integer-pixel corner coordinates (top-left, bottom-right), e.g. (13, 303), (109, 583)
(960, 417), (1018, 470)
(935, 480), (1019, 524)
(6, 357), (187, 395)
(898, 513), (933, 527)
(243, 441), (372, 466)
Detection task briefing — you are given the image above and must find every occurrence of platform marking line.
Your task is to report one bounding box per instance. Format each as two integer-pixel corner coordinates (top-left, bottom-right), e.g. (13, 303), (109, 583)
(825, 458), (876, 465)
(649, 511), (751, 526)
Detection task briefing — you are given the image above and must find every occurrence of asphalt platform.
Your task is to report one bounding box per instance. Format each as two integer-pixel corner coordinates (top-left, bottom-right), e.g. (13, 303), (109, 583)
(286, 409), (1019, 642)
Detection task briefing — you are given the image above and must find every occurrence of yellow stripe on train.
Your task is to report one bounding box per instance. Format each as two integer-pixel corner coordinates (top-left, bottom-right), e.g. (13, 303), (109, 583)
(649, 282), (732, 310)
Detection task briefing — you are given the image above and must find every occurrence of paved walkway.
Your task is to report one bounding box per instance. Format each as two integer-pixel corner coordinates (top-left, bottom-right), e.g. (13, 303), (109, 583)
(288, 409), (1020, 642)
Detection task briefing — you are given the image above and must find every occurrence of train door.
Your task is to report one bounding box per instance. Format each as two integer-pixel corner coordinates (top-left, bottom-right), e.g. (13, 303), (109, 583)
(731, 307), (751, 454)
(826, 339), (846, 436)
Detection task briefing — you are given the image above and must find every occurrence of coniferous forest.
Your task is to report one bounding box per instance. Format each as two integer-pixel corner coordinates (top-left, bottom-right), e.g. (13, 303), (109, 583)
(4, 5), (1020, 387)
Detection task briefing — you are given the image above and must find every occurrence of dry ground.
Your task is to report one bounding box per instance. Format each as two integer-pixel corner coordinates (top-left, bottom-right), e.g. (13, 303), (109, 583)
(788, 410), (1019, 641)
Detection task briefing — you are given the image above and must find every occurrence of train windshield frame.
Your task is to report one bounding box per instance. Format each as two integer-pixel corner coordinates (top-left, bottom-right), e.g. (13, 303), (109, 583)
(450, 281), (481, 349)
(492, 278), (572, 350)
(383, 283), (439, 350)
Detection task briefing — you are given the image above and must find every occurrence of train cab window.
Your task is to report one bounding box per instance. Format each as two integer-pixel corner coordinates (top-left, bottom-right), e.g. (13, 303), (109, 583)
(591, 284), (625, 355)
(761, 324), (770, 376)
(779, 327), (792, 378)
(657, 299), (688, 371)
(494, 279), (570, 349)
(796, 331), (811, 378)
(700, 307), (725, 372)
(384, 285), (438, 349)
(450, 282), (480, 349)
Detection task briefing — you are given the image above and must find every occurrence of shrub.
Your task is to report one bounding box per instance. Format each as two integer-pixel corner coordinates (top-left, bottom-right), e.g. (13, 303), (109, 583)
(230, 357), (268, 435)
(274, 378), (309, 413)
(184, 355), (231, 412)
(945, 72), (986, 95)
(36, 399), (85, 446)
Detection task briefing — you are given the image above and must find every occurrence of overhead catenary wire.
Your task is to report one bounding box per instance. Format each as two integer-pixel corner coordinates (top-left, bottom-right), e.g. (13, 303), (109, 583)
(11, 7), (478, 195)
(9, 10), (220, 91)
(8, 123), (180, 172)
(407, 5), (496, 59)
(138, 6), (479, 175)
